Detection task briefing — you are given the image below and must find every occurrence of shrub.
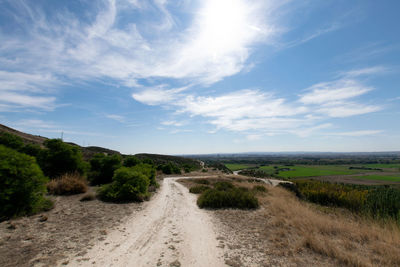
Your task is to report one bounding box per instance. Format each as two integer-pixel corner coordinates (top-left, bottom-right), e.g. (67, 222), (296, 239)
(123, 155), (141, 167)
(0, 145), (51, 221)
(278, 182), (303, 199)
(21, 143), (42, 158)
(160, 162), (181, 175)
(130, 163), (157, 187)
(197, 188), (259, 209)
(189, 185), (210, 194)
(39, 139), (86, 178)
(0, 132), (24, 150)
(97, 167), (150, 202)
(47, 173), (88, 195)
(214, 181), (234, 191)
(194, 179), (210, 185)
(89, 154), (122, 185)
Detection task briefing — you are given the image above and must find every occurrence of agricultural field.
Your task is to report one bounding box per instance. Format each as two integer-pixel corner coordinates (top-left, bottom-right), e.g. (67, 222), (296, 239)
(225, 163), (254, 171)
(259, 165), (365, 178)
(240, 164), (400, 182)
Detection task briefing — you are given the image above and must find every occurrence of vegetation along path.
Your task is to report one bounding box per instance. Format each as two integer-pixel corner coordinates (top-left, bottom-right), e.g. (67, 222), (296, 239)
(63, 177), (225, 267)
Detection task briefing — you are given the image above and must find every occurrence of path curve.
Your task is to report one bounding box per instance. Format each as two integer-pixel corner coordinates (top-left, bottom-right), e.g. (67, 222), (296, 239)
(63, 177), (225, 267)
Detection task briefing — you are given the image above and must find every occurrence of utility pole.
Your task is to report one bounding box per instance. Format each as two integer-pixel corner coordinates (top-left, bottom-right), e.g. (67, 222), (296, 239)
(61, 131), (64, 141)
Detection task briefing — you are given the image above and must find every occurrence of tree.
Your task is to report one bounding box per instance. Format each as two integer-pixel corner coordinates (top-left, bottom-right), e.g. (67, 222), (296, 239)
(89, 153), (122, 185)
(0, 145), (51, 220)
(0, 132), (24, 150)
(123, 155), (141, 167)
(39, 139), (86, 178)
(98, 167), (150, 202)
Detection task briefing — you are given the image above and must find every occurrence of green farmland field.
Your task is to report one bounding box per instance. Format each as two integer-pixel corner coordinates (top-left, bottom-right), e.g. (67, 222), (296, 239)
(225, 164), (253, 171)
(276, 165), (359, 178)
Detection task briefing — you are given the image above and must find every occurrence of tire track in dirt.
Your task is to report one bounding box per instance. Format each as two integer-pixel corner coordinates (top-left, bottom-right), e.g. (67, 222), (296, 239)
(62, 177), (225, 267)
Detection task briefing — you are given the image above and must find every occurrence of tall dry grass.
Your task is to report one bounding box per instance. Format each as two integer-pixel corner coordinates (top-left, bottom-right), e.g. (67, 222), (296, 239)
(47, 173), (88, 195)
(263, 186), (400, 266)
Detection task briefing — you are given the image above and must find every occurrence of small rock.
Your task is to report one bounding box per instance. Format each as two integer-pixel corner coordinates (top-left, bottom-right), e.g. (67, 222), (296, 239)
(169, 260), (181, 267)
(99, 230), (107, 235)
(61, 260), (69, 265)
(39, 215), (48, 222)
(7, 222), (16, 230)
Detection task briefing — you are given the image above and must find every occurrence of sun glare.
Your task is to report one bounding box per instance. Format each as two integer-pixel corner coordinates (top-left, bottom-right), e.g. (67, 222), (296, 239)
(198, 0), (253, 57)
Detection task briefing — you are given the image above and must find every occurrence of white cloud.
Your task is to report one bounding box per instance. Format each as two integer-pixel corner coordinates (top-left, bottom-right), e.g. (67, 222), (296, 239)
(343, 66), (388, 77)
(106, 114), (125, 123)
(0, 0), (283, 91)
(328, 130), (383, 137)
(299, 77), (381, 117)
(300, 79), (372, 105)
(161, 120), (184, 127)
(132, 86), (186, 106)
(317, 102), (381, 117)
(0, 92), (56, 110)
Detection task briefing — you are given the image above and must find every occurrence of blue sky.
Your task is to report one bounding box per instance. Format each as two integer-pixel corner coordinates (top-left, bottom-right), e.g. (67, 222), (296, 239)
(0, 0), (399, 154)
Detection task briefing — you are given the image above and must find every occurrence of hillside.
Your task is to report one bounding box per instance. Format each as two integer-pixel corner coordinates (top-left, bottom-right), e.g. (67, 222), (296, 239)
(0, 124), (121, 159)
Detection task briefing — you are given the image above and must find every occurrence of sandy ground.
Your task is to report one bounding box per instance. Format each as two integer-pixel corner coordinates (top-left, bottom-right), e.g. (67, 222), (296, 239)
(63, 177), (225, 267)
(0, 188), (143, 267)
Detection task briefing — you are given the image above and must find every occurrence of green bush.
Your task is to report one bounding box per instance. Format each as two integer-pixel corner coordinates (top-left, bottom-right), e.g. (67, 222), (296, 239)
(21, 143), (42, 158)
(131, 163), (157, 187)
(0, 145), (52, 221)
(123, 155), (141, 167)
(194, 179), (210, 185)
(189, 185), (210, 194)
(0, 132), (24, 150)
(197, 188), (258, 209)
(160, 162), (181, 174)
(89, 154), (122, 185)
(364, 187), (400, 222)
(284, 180), (400, 224)
(214, 181), (234, 191)
(97, 167), (150, 202)
(39, 139), (86, 178)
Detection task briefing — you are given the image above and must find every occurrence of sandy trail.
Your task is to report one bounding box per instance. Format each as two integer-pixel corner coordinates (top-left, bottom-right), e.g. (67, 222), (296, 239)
(63, 177), (225, 267)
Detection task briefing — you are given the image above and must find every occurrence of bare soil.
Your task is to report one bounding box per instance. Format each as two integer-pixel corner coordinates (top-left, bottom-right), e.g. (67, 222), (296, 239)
(63, 177), (225, 267)
(0, 187), (143, 267)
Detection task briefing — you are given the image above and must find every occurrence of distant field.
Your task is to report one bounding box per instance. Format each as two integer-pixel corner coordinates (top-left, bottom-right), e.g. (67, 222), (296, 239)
(225, 164), (253, 171)
(257, 165), (374, 178)
(276, 165), (360, 178)
(362, 164), (400, 169)
(356, 175), (400, 182)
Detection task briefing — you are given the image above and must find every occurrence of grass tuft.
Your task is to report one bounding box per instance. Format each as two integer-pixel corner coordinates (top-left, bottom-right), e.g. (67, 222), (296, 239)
(47, 173), (88, 195)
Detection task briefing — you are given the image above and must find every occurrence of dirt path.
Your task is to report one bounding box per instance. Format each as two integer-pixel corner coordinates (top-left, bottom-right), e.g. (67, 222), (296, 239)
(62, 177), (225, 267)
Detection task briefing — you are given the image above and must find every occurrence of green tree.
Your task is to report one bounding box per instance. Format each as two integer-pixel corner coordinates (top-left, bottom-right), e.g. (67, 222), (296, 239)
(98, 167), (150, 202)
(0, 145), (51, 220)
(123, 155), (141, 167)
(89, 154), (122, 185)
(39, 139), (86, 178)
(0, 132), (24, 150)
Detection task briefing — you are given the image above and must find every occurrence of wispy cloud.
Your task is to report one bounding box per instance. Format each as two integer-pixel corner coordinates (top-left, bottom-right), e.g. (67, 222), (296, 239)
(106, 114), (125, 123)
(133, 67), (382, 136)
(328, 130), (383, 137)
(161, 120), (184, 127)
(299, 77), (381, 118)
(0, 0), (284, 94)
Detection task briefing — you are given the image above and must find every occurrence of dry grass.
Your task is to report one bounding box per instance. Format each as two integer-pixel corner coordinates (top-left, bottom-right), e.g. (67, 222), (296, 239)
(263, 186), (400, 266)
(47, 173), (88, 195)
